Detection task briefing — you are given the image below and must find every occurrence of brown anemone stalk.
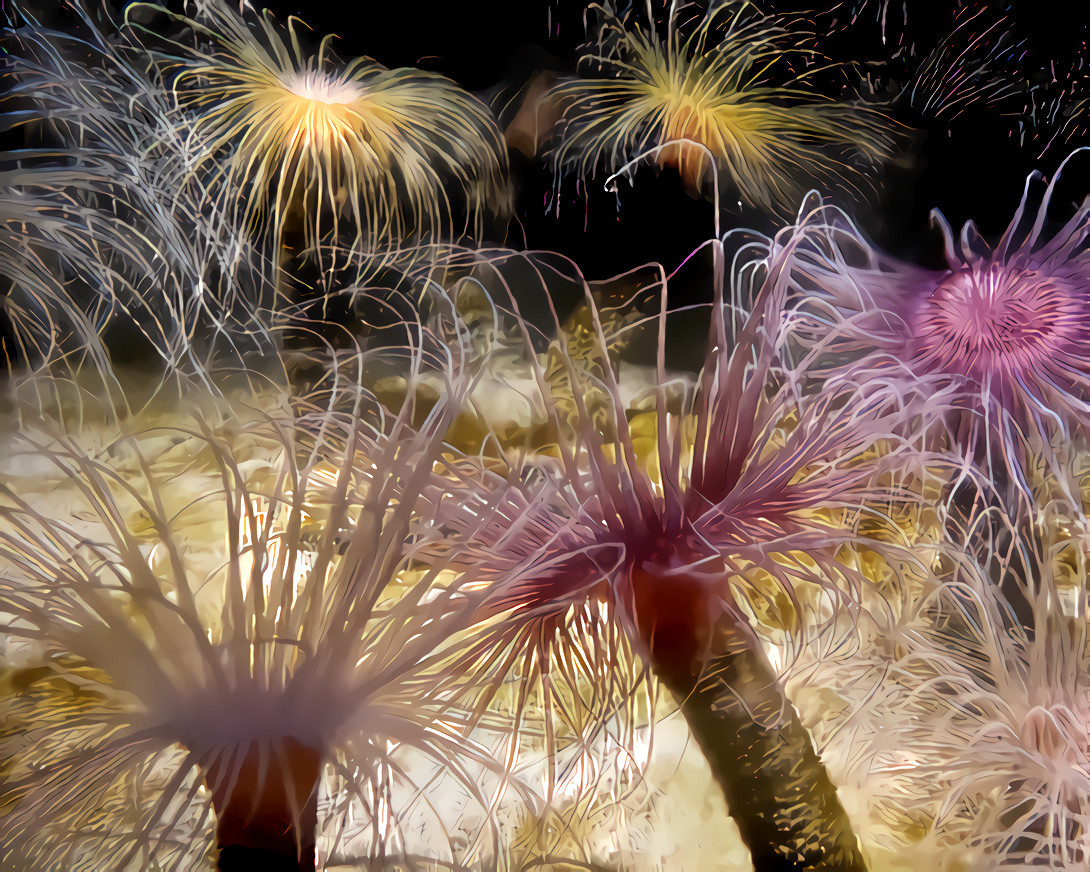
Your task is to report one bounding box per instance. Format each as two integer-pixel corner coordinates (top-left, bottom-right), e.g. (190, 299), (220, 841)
(203, 738), (322, 870)
(430, 244), (926, 869)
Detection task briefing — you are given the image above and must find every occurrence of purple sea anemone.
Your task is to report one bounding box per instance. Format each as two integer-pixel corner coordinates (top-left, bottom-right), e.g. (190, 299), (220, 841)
(763, 151), (1090, 496)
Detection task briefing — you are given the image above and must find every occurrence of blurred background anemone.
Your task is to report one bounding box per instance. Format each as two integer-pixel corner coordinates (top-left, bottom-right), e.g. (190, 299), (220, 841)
(745, 450), (1090, 871)
(127, 0), (512, 261)
(826, 518), (1090, 870)
(0, 167), (120, 396)
(545, 0), (900, 221)
(859, 4), (1024, 127)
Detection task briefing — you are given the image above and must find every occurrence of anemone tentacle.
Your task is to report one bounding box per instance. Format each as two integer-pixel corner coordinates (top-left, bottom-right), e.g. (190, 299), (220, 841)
(2, 4), (276, 399)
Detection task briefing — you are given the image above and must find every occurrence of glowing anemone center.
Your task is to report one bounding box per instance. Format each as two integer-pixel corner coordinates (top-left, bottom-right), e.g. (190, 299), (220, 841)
(910, 265), (1083, 388)
(282, 70), (363, 106)
(656, 83), (725, 188)
(1016, 705), (1088, 771)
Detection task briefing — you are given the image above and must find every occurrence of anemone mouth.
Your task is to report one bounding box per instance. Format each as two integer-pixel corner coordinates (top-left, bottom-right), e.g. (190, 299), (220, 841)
(281, 70), (363, 106)
(166, 681), (334, 755)
(909, 264), (1088, 395)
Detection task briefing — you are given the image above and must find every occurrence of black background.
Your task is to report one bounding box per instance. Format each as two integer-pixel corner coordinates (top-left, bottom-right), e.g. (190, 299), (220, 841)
(246, 1), (1090, 279)
(9, 1), (1090, 289)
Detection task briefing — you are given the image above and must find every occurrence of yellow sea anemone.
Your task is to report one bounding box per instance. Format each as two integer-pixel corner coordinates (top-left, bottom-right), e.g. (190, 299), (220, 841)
(548, 0), (899, 216)
(128, 1), (510, 254)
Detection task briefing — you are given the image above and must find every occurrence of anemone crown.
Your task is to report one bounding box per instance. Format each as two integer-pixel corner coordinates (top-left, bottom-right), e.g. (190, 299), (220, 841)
(282, 70), (363, 106)
(910, 263), (1085, 386)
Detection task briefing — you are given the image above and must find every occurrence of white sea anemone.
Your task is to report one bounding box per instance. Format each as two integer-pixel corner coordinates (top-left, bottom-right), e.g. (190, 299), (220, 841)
(2, 3), (274, 396)
(0, 349), (523, 871)
(801, 513), (1090, 870)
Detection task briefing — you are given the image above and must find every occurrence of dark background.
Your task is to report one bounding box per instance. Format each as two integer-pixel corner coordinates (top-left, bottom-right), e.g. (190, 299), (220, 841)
(246, 1), (1090, 280)
(9, 1), (1090, 289)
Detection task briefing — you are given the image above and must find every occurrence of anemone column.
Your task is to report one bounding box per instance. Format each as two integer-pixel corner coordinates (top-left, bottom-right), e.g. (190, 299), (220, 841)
(631, 541), (867, 872)
(205, 738), (322, 872)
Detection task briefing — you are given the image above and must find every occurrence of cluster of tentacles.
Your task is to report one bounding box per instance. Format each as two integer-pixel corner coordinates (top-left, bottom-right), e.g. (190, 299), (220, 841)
(2, 2), (1090, 872)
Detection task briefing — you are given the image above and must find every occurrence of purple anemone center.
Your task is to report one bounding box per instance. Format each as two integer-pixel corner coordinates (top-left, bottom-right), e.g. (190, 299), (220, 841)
(908, 264), (1086, 398)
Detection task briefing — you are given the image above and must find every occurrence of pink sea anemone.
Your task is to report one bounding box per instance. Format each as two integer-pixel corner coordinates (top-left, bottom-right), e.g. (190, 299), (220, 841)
(426, 242), (928, 869)
(762, 151), (1090, 496)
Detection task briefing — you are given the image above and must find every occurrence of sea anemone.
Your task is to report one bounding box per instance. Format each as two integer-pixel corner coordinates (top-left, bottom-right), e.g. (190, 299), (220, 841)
(0, 358), (520, 871)
(426, 239), (928, 869)
(377, 247), (656, 812)
(547, 0), (898, 217)
(763, 151), (1090, 498)
(128, 0), (510, 255)
(752, 460), (1090, 871)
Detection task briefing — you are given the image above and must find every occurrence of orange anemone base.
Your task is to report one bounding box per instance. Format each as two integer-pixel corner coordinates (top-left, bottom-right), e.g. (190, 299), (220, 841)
(206, 737), (322, 871)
